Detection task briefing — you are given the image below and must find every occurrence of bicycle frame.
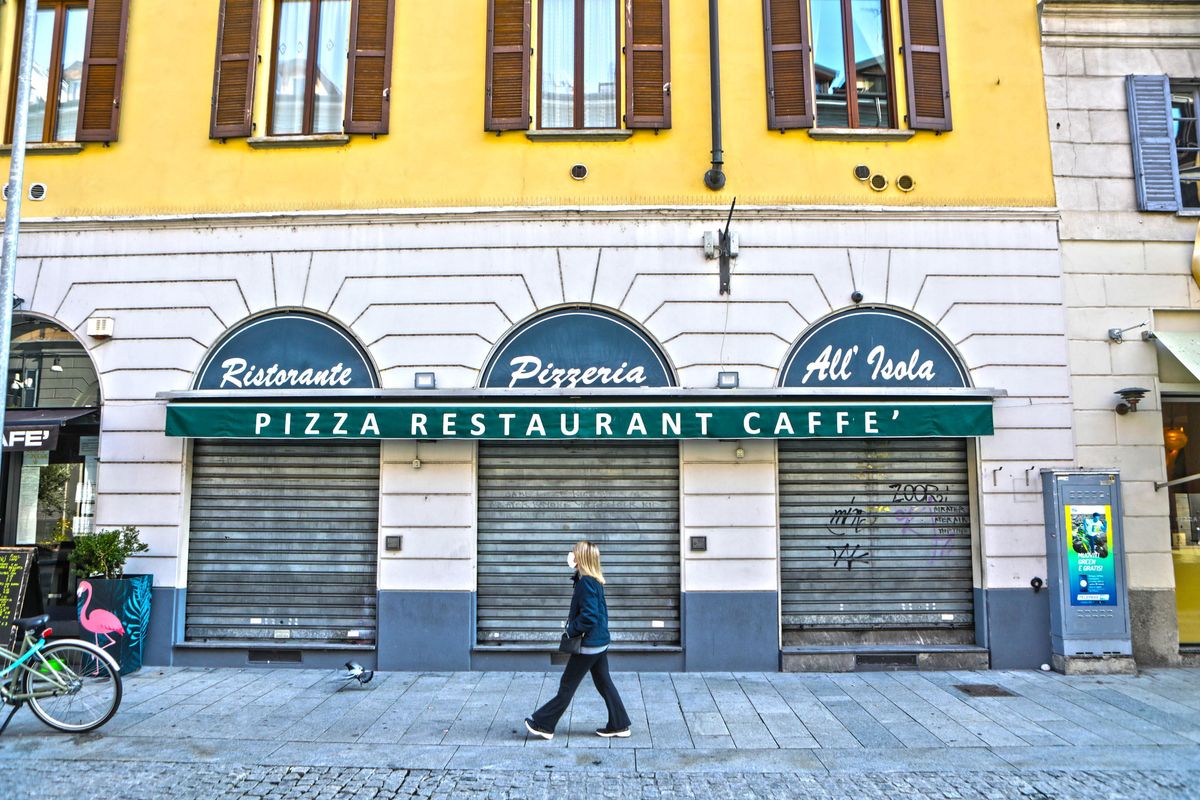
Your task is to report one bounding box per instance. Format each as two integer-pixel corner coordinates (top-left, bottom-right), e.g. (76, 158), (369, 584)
(0, 631), (91, 704)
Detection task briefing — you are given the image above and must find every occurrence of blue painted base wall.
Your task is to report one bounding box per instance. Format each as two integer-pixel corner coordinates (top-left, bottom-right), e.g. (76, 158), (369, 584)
(984, 587), (1052, 669)
(144, 586), (184, 667)
(377, 590), (473, 671)
(683, 591), (779, 672)
(149, 586), (1053, 672)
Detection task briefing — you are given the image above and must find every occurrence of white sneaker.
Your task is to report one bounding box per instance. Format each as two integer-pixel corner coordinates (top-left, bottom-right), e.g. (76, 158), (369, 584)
(525, 718), (554, 740)
(596, 726), (631, 738)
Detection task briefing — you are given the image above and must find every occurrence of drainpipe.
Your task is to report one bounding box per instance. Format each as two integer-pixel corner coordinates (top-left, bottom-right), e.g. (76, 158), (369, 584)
(0, 0), (40, 462)
(703, 0), (726, 191)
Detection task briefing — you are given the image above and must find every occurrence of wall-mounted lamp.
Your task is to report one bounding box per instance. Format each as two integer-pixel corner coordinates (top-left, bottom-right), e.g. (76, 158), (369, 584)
(414, 372), (437, 390)
(717, 371), (739, 389)
(50, 356), (62, 373)
(10, 373), (21, 391)
(1114, 387), (1149, 415)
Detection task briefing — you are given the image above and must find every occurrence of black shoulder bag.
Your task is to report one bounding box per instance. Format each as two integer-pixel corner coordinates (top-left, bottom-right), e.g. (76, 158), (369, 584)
(559, 628), (583, 654)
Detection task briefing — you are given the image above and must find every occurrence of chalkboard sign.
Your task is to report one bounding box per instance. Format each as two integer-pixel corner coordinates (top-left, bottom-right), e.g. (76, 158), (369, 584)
(0, 548), (38, 651)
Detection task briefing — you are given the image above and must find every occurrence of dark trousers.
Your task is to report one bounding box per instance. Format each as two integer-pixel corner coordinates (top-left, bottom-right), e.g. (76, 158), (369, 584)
(530, 650), (631, 733)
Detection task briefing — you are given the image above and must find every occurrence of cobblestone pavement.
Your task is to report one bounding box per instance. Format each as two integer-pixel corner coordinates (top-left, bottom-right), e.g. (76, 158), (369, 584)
(6, 763), (1198, 800)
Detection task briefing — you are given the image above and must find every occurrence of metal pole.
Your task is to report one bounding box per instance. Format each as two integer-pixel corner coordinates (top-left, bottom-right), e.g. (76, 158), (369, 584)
(0, 0), (40, 462)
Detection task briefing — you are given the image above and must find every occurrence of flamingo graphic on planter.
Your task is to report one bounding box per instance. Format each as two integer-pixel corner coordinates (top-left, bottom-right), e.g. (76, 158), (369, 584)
(78, 580), (126, 652)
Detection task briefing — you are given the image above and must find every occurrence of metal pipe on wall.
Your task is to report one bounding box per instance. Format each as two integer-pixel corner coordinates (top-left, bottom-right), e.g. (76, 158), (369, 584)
(704, 0), (726, 191)
(0, 0), (41, 460)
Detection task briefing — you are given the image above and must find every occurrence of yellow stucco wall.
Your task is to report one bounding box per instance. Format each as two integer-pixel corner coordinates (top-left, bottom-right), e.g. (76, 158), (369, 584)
(0, 0), (1055, 216)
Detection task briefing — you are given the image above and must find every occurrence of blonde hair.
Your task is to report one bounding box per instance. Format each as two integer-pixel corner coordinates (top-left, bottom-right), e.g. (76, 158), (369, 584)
(573, 540), (605, 584)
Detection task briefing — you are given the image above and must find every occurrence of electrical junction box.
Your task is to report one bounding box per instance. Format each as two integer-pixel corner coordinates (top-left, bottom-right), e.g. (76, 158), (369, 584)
(1040, 469), (1134, 674)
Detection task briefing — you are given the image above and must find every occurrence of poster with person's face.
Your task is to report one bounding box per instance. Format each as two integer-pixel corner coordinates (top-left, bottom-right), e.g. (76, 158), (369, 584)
(1064, 504), (1116, 606)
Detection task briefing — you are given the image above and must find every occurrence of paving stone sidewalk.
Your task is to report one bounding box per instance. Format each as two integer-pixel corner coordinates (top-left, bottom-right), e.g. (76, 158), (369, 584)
(1, 666), (1199, 799)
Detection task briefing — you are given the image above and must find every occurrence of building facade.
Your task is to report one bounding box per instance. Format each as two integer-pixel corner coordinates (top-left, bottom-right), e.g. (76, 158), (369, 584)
(1042, 0), (1200, 667)
(0, 0), (1069, 672)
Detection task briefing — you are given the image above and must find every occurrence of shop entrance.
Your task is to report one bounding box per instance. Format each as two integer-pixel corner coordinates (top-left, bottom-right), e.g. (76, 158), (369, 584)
(475, 441), (681, 648)
(1166, 399), (1200, 646)
(184, 438), (380, 647)
(778, 437), (976, 648)
(0, 315), (101, 635)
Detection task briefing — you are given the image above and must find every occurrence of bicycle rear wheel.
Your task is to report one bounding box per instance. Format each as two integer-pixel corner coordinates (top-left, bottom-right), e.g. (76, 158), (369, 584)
(22, 640), (122, 733)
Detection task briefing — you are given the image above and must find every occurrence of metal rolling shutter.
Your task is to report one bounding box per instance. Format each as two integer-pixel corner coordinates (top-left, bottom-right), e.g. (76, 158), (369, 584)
(779, 438), (974, 639)
(477, 441), (680, 647)
(185, 439), (380, 646)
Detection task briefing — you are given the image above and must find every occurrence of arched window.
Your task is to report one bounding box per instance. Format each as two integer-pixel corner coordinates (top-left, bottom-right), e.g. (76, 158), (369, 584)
(7, 315), (100, 409)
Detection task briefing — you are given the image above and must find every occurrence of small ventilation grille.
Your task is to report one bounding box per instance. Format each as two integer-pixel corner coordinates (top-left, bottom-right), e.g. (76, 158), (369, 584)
(28, 182), (46, 201)
(855, 653), (917, 671)
(954, 683), (1016, 698)
(247, 649), (302, 664)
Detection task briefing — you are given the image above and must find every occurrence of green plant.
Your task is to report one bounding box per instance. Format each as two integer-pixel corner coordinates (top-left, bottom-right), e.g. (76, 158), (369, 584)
(48, 518), (73, 545)
(69, 526), (148, 579)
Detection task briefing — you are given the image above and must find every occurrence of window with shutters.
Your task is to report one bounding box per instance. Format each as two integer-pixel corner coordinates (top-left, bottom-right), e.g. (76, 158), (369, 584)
(6, 0), (129, 144)
(538, 0), (618, 129)
(763, 0), (950, 133)
(268, 0), (352, 135)
(811, 0), (893, 129)
(212, 0), (393, 141)
(485, 0), (670, 133)
(1171, 83), (1200, 210)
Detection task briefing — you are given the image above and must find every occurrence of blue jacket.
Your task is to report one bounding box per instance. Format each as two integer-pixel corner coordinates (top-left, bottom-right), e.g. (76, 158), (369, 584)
(565, 574), (611, 648)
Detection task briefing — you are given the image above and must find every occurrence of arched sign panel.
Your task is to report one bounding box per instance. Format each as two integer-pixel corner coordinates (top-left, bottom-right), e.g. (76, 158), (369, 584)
(194, 312), (378, 391)
(780, 308), (969, 389)
(481, 309), (674, 389)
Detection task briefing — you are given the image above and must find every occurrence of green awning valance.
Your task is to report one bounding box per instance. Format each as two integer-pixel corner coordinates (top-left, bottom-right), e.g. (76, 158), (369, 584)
(165, 400), (994, 441)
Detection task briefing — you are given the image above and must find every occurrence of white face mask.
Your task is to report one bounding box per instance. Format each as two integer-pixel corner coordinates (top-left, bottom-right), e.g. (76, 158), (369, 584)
(567, 551), (577, 570)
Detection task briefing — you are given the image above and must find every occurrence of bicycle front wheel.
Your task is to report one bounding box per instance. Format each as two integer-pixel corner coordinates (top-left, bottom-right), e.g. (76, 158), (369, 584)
(22, 640), (122, 733)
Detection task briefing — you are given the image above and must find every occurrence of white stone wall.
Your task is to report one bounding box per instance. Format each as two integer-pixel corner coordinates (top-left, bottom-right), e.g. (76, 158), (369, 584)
(1043, 1), (1200, 601)
(10, 209), (1069, 598)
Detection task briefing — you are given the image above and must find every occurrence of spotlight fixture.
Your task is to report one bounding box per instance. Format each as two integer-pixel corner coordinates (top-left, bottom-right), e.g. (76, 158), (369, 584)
(414, 372), (437, 390)
(1114, 387), (1149, 415)
(869, 174), (888, 192)
(853, 165), (871, 181)
(717, 371), (740, 389)
(851, 291), (864, 304)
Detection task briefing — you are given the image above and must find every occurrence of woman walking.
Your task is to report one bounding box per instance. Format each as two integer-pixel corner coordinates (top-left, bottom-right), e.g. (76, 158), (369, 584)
(524, 540), (632, 740)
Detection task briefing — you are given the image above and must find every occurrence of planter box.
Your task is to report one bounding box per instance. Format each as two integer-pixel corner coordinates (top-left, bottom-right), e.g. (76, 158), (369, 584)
(76, 574), (153, 675)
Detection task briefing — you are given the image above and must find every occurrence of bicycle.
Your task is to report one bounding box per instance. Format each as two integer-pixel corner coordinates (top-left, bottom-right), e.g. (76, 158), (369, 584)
(0, 614), (122, 734)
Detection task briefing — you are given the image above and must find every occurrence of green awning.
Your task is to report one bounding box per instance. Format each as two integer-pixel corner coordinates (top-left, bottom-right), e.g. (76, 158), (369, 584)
(165, 400), (994, 441)
(1155, 330), (1200, 383)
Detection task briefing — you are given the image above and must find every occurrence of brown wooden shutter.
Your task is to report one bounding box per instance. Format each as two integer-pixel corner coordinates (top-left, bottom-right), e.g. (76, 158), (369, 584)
(762, 0), (814, 130)
(485, 0), (531, 131)
(624, 0), (670, 129)
(344, 0), (395, 134)
(210, 0), (260, 139)
(900, 0), (951, 131)
(77, 0), (131, 142)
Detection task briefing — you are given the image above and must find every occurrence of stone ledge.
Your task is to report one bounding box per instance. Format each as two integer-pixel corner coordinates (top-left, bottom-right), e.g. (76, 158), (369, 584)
(806, 128), (916, 142)
(247, 134), (350, 149)
(524, 129), (633, 142)
(0, 142), (84, 156)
